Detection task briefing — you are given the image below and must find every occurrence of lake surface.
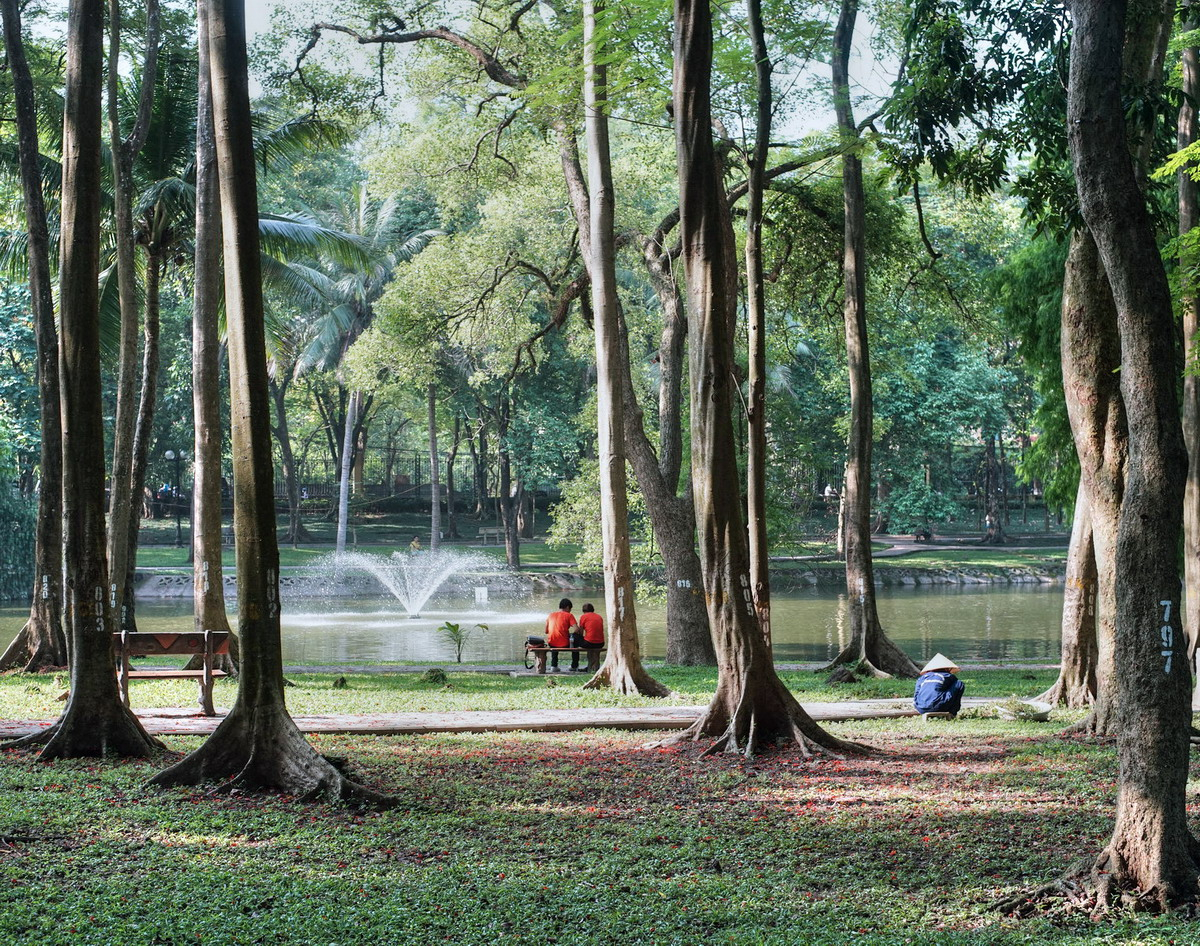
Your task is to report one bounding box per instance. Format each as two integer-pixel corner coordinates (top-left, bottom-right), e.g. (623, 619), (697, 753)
(0, 584), (1065, 666)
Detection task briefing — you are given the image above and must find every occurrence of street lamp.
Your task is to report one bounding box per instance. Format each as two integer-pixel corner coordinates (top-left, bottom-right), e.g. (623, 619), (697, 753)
(164, 449), (182, 547)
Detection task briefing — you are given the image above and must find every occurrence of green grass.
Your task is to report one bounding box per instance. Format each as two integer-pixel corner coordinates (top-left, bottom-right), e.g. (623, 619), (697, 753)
(876, 549), (1068, 570)
(133, 541), (583, 570)
(0, 668), (1062, 720)
(2, 706), (1195, 944)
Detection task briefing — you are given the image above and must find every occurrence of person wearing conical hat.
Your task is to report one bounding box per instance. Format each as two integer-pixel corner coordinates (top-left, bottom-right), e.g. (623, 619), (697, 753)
(914, 653), (965, 716)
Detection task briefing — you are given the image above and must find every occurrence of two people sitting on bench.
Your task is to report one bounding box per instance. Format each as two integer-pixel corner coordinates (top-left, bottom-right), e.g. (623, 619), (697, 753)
(544, 598), (606, 672)
(913, 653), (965, 717)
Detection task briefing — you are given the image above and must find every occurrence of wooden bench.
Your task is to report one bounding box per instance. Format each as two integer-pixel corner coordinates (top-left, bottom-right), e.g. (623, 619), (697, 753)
(524, 645), (605, 674)
(478, 526), (503, 545)
(113, 630), (231, 717)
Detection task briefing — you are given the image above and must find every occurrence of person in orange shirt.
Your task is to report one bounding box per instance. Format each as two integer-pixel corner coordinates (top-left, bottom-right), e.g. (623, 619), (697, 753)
(544, 598), (577, 672)
(571, 602), (605, 672)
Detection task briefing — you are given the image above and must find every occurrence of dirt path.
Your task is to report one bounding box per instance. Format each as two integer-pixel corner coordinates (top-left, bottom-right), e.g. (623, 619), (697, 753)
(0, 697), (1005, 739)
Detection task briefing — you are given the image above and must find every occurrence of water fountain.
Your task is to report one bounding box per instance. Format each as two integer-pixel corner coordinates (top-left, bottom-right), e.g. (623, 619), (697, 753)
(327, 548), (498, 618)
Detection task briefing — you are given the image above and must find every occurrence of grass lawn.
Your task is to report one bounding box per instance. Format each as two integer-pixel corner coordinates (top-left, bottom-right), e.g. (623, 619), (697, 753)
(0, 667), (1062, 719)
(2, 684), (1194, 945)
(874, 549), (1068, 570)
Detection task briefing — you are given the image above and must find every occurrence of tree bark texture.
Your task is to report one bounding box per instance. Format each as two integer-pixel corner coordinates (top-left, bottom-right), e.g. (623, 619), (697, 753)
(579, 0), (668, 698)
(105, 0), (160, 632)
(11, 0), (159, 758)
(1066, 0), (1198, 909)
(1060, 229), (1124, 735)
(187, 7), (235, 674)
(120, 249), (164, 633)
(150, 0), (388, 804)
(428, 383), (441, 552)
(744, 0), (772, 651)
(335, 389), (359, 554)
(271, 377), (311, 547)
(1178, 11), (1200, 682)
(0, 0), (67, 672)
(667, 0), (856, 756)
(825, 0), (918, 681)
(1037, 485), (1098, 708)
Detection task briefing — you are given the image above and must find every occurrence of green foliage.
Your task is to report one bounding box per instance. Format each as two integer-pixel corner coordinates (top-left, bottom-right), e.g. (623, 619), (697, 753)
(436, 621), (488, 664)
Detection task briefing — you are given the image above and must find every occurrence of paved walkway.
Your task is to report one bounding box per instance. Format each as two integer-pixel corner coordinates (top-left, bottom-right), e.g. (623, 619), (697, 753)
(0, 697), (1004, 740)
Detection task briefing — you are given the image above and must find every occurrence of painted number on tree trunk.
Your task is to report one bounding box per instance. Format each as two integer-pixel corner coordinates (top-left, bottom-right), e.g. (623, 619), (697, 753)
(739, 574), (754, 617)
(1160, 599), (1175, 674)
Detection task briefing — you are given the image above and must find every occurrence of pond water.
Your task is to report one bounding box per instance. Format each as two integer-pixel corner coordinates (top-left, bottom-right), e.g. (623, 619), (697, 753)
(0, 584), (1065, 666)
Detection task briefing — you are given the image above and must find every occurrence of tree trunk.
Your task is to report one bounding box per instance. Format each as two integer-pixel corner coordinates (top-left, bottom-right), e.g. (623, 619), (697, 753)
(744, 0), (772, 651)
(1178, 10), (1200, 687)
(150, 0), (389, 804)
(1059, 229), (1124, 736)
(981, 434), (1007, 544)
(1064, 0), (1197, 908)
(335, 389), (358, 555)
(428, 382), (440, 552)
(824, 0), (918, 682)
(617, 306), (715, 666)
(185, 11), (235, 677)
(105, 0), (159, 634)
(445, 417), (461, 539)
(577, 0), (668, 697)
(6, 0), (159, 757)
(1037, 485), (1098, 708)
(120, 248), (164, 633)
(0, 0), (67, 672)
(271, 377), (311, 547)
(666, 0), (857, 756)
(498, 445), (520, 568)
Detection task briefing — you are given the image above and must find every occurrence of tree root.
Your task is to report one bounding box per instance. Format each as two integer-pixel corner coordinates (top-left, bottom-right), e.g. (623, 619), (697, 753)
(0, 621), (68, 674)
(996, 855), (1200, 917)
(2, 704), (165, 758)
(582, 658), (671, 698)
(147, 708), (398, 808)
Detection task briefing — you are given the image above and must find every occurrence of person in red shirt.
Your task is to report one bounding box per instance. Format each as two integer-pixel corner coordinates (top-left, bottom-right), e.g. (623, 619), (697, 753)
(544, 598), (577, 671)
(571, 602), (605, 672)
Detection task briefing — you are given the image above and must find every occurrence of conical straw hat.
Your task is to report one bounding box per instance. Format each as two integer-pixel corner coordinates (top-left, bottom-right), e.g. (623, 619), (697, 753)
(921, 653), (959, 673)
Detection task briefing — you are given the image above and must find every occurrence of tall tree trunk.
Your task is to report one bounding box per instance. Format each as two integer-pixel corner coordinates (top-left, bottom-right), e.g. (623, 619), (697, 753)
(1037, 485), (1098, 707)
(186, 11), (235, 676)
(579, 0), (667, 697)
(470, 418), (489, 518)
(6, 0), (159, 757)
(1064, 0), (1198, 909)
(105, 0), (160, 633)
(1060, 229), (1124, 736)
(271, 377), (310, 547)
(120, 249), (164, 633)
(0, 0), (67, 672)
(824, 0), (918, 682)
(744, 0), (772, 651)
(981, 434), (1007, 544)
(335, 389), (358, 555)
(666, 0), (856, 756)
(428, 382), (440, 552)
(1179, 9), (1200, 687)
(151, 0), (388, 804)
(445, 417), (461, 539)
(497, 412), (520, 569)
(617, 304), (715, 666)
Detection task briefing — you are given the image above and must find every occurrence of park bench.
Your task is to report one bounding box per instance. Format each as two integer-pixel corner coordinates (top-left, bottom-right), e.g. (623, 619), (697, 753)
(524, 644), (606, 674)
(113, 629), (231, 717)
(478, 526), (503, 545)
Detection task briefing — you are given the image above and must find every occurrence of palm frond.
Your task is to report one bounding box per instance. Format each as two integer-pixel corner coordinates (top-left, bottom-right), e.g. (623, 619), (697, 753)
(258, 212), (375, 269)
(252, 113), (351, 173)
(295, 302), (358, 375)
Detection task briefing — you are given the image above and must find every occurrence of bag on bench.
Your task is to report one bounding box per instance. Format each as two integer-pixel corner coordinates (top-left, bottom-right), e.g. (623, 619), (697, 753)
(525, 635), (545, 669)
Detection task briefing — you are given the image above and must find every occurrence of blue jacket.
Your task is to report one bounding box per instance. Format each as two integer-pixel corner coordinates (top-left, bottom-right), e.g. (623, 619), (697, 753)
(914, 670), (964, 715)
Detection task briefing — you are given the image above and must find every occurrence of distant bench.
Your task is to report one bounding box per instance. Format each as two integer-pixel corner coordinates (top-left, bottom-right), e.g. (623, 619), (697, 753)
(524, 645), (605, 675)
(478, 526), (503, 545)
(114, 629), (231, 717)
